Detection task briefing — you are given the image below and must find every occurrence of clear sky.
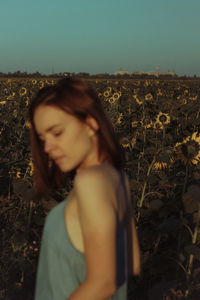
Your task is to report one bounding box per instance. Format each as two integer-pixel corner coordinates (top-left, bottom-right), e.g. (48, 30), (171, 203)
(0, 0), (200, 76)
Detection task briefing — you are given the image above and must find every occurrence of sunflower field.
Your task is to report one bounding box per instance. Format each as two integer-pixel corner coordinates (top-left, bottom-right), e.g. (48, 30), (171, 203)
(1, 77), (200, 300)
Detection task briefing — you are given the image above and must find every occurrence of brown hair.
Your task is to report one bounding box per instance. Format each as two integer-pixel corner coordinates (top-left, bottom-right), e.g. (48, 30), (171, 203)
(29, 77), (125, 199)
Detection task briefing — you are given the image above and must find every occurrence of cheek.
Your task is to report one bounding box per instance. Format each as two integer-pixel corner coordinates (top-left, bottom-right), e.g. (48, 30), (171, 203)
(63, 124), (89, 146)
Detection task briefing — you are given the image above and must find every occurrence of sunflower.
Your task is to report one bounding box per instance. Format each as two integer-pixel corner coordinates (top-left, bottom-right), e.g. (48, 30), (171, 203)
(140, 118), (153, 129)
(153, 149), (174, 170)
(28, 159), (34, 176)
(133, 95), (143, 105)
(45, 80), (54, 85)
(154, 112), (170, 129)
(25, 97), (29, 106)
(130, 137), (136, 148)
(120, 137), (130, 149)
(174, 132), (200, 166)
(16, 169), (22, 179)
(153, 162), (168, 170)
(135, 80), (140, 86)
(145, 93), (153, 101)
(108, 97), (116, 104)
(38, 81), (45, 88)
(117, 113), (123, 124)
(7, 92), (15, 100)
(4, 88), (8, 94)
(103, 90), (111, 98)
(131, 121), (138, 128)
(19, 87), (27, 96)
(105, 86), (112, 93)
(153, 121), (164, 130)
(189, 95), (198, 101)
(13, 109), (18, 118)
(113, 92), (121, 101)
(157, 89), (163, 96)
(32, 79), (37, 84)
(25, 121), (31, 129)
(0, 100), (6, 105)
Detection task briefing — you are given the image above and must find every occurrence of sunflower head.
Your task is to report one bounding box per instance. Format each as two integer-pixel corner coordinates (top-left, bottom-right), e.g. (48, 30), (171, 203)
(108, 97), (116, 104)
(117, 113), (123, 124)
(133, 95), (143, 105)
(153, 149), (173, 170)
(0, 101), (6, 105)
(25, 121), (32, 129)
(140, 118), (153, 129)
(153, 121), (163, 130)
(105, 86), (112, 93)
(113, 92), (120, 101)
(175, 132), (200, 166)
(157, 89), (163, 96)
(103, 91), (110, 98)
(131, 121), (138, 128)
(145, 93), (153, 101)
(153, 162), (168, 170)
(189, 95), (198, 101)
(156, 112), (171, 125)
(120, 137), (130, 149)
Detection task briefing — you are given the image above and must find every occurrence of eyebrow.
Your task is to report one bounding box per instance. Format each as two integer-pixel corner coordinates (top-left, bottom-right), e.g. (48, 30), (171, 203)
(38, 124), (62, 137)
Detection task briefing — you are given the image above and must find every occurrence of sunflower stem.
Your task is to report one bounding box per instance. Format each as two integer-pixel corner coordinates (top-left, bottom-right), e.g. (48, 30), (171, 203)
(142, 99), (146, 153)
(186, 208), (200, 283)
(162, 125), (165, 148)
(143, 127), (146, 153)
(136, 155), (156, 223)
(182, 162), (189, 195)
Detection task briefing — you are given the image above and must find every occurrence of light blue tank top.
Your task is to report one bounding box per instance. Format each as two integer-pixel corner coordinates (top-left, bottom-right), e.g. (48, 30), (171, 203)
(34, 170), (128, 300)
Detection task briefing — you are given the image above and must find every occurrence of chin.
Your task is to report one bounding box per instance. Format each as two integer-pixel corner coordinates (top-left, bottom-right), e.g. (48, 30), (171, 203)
(58, 162), (77, 174)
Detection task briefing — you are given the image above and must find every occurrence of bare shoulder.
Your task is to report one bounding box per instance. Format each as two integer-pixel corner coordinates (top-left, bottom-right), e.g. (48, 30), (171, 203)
(73, 163), (130, 225)
(74, 163), (117, 193)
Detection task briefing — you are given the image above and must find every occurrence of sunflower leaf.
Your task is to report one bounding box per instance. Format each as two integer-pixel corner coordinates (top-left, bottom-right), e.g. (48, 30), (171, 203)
(129, 179), (143, 190)
(182, 192), (198, 214)
(158, 216), (181, 233)
(149, 199), (164, 211)
(187, 185), (200, 204)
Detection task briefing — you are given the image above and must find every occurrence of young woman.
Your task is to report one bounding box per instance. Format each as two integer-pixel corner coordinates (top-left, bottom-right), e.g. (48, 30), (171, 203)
(29, 78), (141, 300)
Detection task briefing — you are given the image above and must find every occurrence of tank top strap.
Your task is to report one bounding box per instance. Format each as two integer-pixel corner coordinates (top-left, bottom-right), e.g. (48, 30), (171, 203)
(119, 169), (128, 203)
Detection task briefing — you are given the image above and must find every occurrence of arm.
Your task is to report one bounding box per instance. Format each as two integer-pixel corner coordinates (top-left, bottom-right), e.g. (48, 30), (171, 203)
(67, 168), (117, 300)
(125, 174), (141, 277)
(67, 279), (115, 300)
(127, 216), (141, 276)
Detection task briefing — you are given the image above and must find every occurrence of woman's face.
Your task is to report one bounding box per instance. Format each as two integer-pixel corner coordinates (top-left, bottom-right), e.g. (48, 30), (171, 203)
(33, 105), (102, 173)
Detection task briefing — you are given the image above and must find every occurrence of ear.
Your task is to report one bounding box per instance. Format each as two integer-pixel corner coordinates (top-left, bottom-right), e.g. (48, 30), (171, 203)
(85, 116), (99, 135)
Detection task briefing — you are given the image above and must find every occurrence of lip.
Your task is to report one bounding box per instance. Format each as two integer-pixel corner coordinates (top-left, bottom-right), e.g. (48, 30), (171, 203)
(54, 156), (65, 163)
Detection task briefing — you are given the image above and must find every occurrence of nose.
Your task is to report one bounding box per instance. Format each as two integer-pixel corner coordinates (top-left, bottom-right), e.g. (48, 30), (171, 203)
(43, 138), (56, 154)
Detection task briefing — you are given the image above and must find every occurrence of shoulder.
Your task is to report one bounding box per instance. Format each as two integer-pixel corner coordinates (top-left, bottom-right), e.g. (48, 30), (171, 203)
(73, 163), (119, 214)
(74, 163), (117, 193)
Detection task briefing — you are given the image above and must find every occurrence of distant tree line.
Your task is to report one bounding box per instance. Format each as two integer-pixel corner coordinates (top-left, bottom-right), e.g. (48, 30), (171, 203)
(0, 70), (199, 80)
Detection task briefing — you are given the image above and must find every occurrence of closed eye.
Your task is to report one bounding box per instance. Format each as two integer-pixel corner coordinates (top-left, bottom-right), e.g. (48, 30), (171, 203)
(38, 131), (63, 143)
(54, 131), (62, 137)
